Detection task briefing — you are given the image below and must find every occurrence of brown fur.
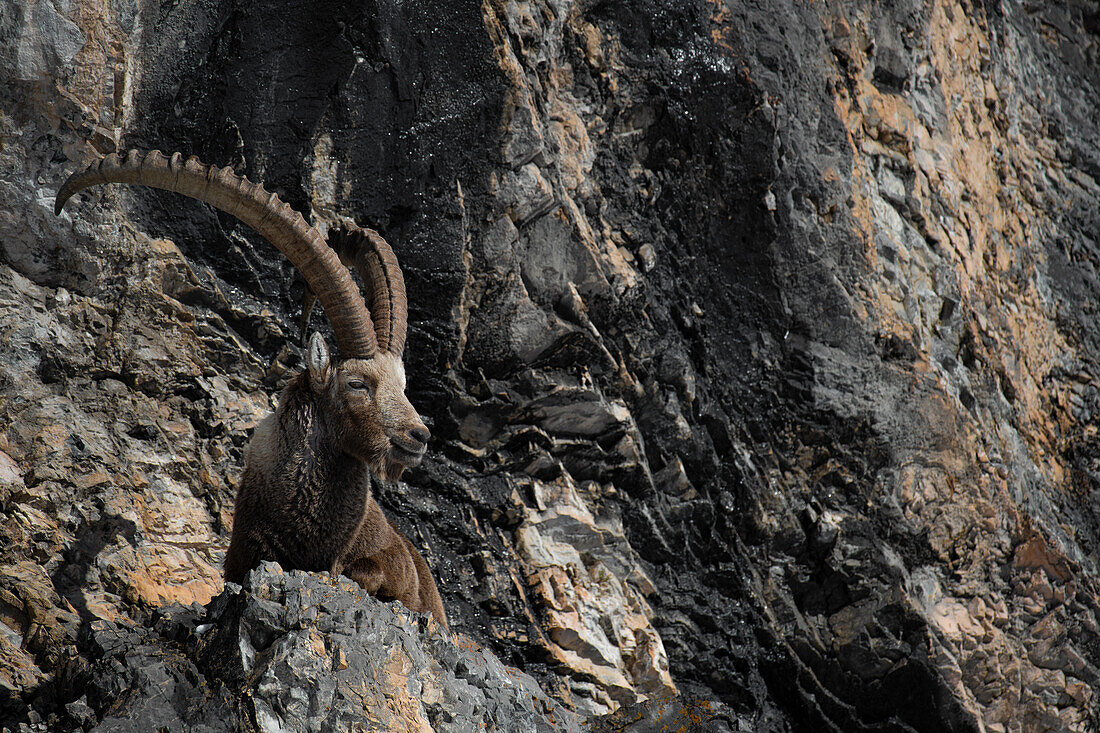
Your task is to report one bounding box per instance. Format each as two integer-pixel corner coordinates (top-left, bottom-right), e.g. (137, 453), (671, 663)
(224, 344), (448, 628)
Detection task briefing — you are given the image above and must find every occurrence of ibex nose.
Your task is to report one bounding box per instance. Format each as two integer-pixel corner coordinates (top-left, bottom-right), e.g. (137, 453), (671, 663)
(409, 425), (430, 446)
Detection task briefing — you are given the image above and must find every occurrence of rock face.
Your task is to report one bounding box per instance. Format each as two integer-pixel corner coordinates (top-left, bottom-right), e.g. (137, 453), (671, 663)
(2, 0), (1100, 730)
(77, 563), (579, 733)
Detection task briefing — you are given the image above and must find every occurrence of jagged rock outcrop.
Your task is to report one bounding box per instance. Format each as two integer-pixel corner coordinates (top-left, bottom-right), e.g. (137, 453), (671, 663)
(70, 564), (579, 733)
(3, 0), (1100, 730)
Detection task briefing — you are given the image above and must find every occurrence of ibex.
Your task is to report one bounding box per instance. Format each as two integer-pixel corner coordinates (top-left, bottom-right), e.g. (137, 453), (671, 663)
(55, 149), (448, 628)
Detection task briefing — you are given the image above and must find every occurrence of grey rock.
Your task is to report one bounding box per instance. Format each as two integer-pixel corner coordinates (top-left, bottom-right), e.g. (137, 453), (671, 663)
(0, 0), (86, 82)
(201, 564), (582, 733)
(499, 163), (556, 226)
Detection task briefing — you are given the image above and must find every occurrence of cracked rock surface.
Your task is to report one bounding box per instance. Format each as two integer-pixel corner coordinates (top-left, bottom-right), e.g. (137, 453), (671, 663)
(3, 0), (1100, 730)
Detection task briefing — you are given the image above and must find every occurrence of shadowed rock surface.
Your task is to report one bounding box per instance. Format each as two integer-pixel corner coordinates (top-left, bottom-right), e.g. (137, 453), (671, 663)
(2, 0), (1100, 730)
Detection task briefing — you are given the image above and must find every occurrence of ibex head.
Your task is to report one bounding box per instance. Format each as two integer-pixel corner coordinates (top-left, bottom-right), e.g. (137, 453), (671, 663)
(55, 150), (430, 478)
(305, 333), (429, 480)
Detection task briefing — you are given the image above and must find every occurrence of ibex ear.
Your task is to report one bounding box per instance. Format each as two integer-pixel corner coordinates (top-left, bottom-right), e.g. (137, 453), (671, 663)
(306, 332), (333, 390)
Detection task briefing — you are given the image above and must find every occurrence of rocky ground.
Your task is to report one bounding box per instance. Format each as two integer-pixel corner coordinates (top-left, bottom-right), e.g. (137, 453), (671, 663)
(2, 0), (1100, 730)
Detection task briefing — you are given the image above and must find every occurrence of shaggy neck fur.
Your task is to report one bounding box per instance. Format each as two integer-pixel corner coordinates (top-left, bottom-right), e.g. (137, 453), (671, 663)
(260, 372), (375, 571)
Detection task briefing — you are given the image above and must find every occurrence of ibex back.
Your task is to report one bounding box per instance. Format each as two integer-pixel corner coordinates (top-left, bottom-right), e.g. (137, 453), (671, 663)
(56, 150), (448, 628)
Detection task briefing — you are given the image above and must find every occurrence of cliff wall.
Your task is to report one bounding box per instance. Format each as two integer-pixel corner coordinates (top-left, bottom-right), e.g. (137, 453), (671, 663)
(2, 0), (1099, 730)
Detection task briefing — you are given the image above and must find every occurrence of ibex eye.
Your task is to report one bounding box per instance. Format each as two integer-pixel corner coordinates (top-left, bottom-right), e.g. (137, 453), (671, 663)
(347, 380), (368, 390)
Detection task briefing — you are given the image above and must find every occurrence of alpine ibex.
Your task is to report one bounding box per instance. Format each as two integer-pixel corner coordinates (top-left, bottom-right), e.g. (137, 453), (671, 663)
(55, 149), (448, 628)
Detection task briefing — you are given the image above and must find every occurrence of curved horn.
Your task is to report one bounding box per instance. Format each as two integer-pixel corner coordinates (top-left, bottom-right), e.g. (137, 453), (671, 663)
(55, 150), (379, 358)
(328, 225), (408, 356)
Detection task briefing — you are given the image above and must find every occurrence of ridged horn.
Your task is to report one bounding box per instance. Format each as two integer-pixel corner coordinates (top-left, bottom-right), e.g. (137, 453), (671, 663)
(55, 150), (379, 358)
(328, 224), (408, 356)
